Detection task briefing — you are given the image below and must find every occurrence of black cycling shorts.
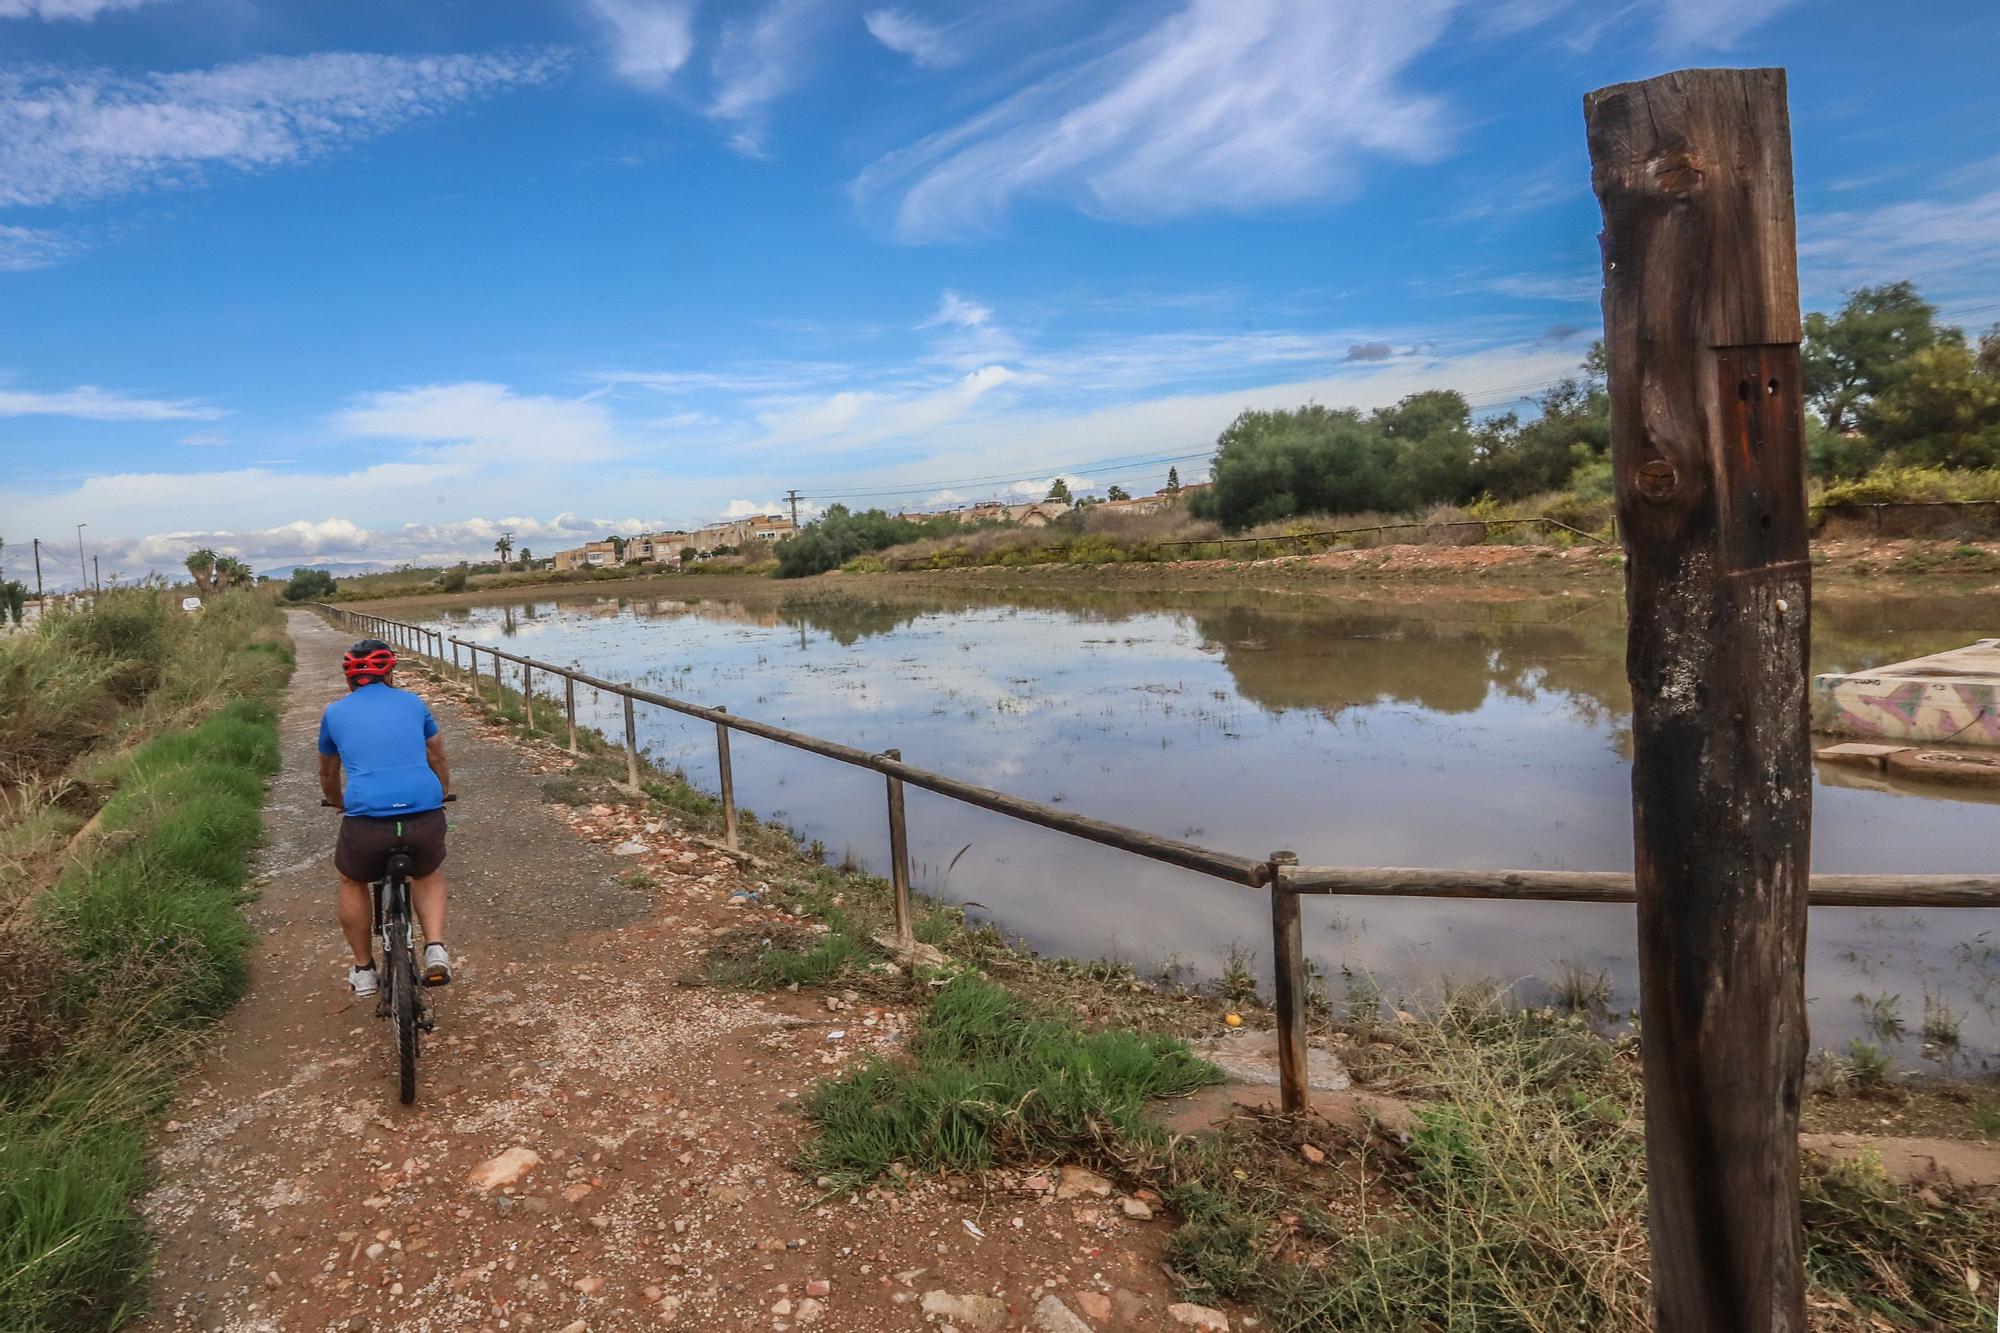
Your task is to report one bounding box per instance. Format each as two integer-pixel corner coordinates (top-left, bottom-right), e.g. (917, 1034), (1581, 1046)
(335, 808), (448, 882)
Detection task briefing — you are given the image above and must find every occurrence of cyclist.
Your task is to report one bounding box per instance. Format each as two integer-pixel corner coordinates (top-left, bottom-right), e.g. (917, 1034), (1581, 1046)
(317, 639), (454, 996)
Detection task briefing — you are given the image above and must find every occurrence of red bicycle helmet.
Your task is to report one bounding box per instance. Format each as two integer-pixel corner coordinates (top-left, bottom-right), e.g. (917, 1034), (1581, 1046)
(342, 639), (397, 685)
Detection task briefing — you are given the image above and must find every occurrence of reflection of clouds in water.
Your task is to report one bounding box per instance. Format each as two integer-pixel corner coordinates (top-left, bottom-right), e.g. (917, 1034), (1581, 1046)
(412, 585), (2000, 1070)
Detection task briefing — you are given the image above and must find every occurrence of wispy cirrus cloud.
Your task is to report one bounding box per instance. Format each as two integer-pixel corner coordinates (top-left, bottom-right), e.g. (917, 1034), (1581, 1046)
(333, 381), (625, 465)
(0, 222), (81, 270)
(864, 9), (960, 68)
(1656, 0), (1802, 49)
(0, 379), (223, 420)
(855, 0), (1458, 240)
(0, 0), (162, 19)
(0, 50), (564, 210)
(1801, 187), (2000, 298)
(585, 0), (697, 90)
(707, 0), (835, 155)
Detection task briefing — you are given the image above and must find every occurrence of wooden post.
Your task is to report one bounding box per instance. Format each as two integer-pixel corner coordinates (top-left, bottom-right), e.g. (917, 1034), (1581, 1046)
(522, 662), (535, 731)
(622, 694), (641, 790)
(1267, 851), (1306, 1115)
(883, 748), (913, 946)
(1586, 68), (1811, 1333)
(450, 638), (461, 682)
(564, 674), (578, 754)
(715, 707), (739, 850)
(468, 644), (480, 701)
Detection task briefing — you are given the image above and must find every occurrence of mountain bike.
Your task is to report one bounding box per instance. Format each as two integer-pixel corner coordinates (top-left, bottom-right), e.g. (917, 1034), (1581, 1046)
(325, 795), (455, 1104)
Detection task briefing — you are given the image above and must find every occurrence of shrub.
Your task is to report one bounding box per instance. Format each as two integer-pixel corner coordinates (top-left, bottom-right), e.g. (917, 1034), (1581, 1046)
(281, 568), (337, 602)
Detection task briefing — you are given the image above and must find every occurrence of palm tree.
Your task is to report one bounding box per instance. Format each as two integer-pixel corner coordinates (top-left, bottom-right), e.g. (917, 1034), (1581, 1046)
(214, 556), (253, 588)
(494, 535), (513, 568)
(185, 547), (219, 593)
(516, 546), (532, 570)
(1046, 477), (1072, 503)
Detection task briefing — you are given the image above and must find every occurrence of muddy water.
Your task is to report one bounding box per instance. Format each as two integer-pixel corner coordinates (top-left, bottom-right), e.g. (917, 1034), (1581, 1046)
(413, 584), (2000, 1067)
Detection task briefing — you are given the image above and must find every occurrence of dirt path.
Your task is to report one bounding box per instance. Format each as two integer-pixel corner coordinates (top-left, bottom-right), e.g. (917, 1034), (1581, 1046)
(140, 612), (1189, 1333)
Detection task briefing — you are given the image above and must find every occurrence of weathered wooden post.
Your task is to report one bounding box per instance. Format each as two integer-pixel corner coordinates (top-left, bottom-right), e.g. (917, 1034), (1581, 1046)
(468, 643), (480, 701)
(564, 674), (579, 754)
(522, 662), (535, 731)
(622, 694), (641, 790)
(1267, 851), (1306, 1115)
(715, 707), (739, 850)
(1585, 67), (1811, 1332)
(882, 749), (914, 946)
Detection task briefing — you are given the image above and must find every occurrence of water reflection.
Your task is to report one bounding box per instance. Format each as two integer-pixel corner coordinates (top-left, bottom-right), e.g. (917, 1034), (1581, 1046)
(418, 582), (2000, 1068)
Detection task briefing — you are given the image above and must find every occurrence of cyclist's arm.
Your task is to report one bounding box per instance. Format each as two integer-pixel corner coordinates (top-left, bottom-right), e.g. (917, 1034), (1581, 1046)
(318, 753), (343, 807)
(426, 734), (452, 798)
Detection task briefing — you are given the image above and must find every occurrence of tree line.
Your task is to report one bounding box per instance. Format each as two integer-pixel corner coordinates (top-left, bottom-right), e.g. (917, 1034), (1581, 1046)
(1192, 281), (1998, 531)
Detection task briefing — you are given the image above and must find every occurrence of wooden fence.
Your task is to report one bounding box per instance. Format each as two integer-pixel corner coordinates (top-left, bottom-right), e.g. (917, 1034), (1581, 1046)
(313, 601), (2000, 1118)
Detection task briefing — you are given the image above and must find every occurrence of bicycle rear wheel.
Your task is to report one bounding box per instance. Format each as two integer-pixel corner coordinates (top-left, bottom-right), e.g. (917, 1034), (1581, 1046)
(387, 933), (418, 1104)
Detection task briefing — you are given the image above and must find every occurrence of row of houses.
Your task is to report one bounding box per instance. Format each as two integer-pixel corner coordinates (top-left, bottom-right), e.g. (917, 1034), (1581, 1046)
(549, 514), (799, 572)
(894, 483), (1210, 527)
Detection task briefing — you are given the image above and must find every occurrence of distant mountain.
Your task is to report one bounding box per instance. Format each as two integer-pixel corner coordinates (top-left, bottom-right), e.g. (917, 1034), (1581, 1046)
(257, 559), (404, 579)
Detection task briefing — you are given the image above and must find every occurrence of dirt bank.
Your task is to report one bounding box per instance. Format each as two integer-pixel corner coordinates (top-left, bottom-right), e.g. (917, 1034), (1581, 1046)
(354, 537), (2000, 620)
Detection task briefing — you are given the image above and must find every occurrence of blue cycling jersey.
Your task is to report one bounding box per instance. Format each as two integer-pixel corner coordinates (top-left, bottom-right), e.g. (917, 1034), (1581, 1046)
(317, 683), (444, 817)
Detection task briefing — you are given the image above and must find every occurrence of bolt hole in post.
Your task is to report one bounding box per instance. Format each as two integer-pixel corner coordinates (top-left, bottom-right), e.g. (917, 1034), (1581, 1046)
(882, 749), (913, 947)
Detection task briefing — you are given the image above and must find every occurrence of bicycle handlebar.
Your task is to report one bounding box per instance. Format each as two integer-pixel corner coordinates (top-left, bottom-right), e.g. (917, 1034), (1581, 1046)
(321, 794), (458, 809)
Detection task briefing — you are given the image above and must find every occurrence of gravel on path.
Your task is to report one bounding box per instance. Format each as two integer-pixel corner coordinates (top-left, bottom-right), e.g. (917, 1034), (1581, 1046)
(137, 611), (1191, 1333)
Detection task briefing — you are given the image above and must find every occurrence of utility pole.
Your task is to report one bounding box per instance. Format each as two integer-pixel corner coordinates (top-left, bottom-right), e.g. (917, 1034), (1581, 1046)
(76, 522), (87, 592)
(785, 489), (802, 528)
(93, 554), (101, 592)
(32, 537), (43, 602)
(1586, 67), (1810, 1332)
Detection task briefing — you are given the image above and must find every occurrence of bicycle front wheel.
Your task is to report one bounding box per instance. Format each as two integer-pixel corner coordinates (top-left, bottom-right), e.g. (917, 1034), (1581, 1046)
(388, 934), (418, 1104)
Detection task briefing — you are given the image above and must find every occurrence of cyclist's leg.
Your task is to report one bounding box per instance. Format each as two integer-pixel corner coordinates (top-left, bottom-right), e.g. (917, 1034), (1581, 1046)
(337, 875), (373, 965)
(412, 870), (447, 945)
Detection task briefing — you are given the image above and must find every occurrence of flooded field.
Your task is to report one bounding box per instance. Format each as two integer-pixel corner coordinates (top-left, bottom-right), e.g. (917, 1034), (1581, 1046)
(409, 582), (2000, 1066)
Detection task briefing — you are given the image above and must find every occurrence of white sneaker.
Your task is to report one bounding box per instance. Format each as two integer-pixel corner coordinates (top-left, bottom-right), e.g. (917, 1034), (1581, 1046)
(349, 963), (378, 997)
(422, 943), (452, 987)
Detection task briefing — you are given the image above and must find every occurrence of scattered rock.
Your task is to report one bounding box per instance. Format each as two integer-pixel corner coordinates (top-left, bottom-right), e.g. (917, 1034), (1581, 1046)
(795, 1296), (824, 1323)
(558, 1322), (588, 1333)
(1055, 1166), (1113, 1200)
(612, 839), (648, 856)
(1076, 1291), (1112, 1321)
(771, 1297), (793, 1316)
(561, 1182), (594, 1204)
(1301, 1142), (1326, 1165)
(1119, 1196), (1153, 1219)
(364, 1243), (386, 1261)
(573, 1275), (604, 1296)
(1168, 1302), (1230, 1330)
(467, 1147), (541, 1192)
(806, 1278), (831, 1297)
(921, 1290), (1009, 1330)
(263, 1271), (283, 1289)
(1033, 1293), (1093, 1333)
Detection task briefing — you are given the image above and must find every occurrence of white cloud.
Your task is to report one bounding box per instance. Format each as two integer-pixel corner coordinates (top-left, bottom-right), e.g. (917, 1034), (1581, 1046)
(0, 223), (81, 270)
(1801, 188), (2000, 298)
(1656, 0), (1801, 49)
(855, 0), (1457, 240)
(752, 364), (1019, 450)
(586, 0), (697, 90)
(0, 0), (160, 18)
(707, 0), (832, 154)
(333, 381), (624, 464)
(0, 50), (562, 209)
(0, 380), (223, 420)
(920, 290), (992, 329)
(864, 9), (959, 68)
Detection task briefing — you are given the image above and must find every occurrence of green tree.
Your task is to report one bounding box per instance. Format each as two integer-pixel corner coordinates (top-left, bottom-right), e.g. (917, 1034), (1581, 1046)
(1803, 281), (1951, 433)
(1106, 484), (1130, 501)
(679, 546), (697, 565)
(1164, 467), (1181, 493)
(1046, 477), (1072, 503)
(610, 535), (628, 558)
(774, 505), (966, 578)
(283, 567), (338, 602)
(1, 580), (24, 625)
(185, 547), (219, 594)
(516, 546), (532, 569)
(213, 556), (253, 588)
(1863, 333), (2000, 469)
(493, 535), (513, 567)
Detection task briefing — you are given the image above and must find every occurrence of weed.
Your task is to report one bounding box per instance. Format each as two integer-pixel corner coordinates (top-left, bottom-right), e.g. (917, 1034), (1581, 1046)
(1551, 958), (1613, 1015)
(1853, 990), (1906, 1041)
(1921, 989), (1964, 1048)
(1219, 944), (1258, 1007)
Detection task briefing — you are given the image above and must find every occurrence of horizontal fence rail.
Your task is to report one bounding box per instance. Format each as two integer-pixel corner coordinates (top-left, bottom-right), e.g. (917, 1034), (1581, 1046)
(310, 602), (2000, 1116)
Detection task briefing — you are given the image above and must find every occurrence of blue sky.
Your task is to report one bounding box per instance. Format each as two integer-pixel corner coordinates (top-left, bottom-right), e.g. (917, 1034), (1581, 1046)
(1, 0), (1997, 584)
